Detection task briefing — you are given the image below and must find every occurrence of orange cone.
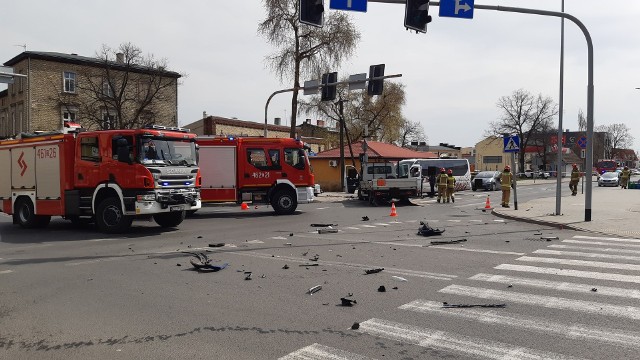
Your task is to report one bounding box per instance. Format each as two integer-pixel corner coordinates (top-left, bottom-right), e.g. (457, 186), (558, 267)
(484, 195), (491, 209)
(241, 202), (249, 210)
(390, 202), (397, 217)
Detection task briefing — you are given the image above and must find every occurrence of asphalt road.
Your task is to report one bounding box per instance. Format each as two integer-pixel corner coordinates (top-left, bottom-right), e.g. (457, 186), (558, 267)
(1, 184), (638, 359)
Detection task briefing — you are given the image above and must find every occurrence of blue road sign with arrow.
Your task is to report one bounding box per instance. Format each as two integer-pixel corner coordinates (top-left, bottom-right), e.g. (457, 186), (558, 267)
(330, 0), (367, 12)
(439, 0), (474, 19)
(503, 135), (520, 153)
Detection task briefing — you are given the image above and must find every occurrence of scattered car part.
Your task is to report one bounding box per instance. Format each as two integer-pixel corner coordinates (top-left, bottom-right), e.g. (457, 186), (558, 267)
(318, 228), (338, 234)
(208, 243), (225, 247)
(351, 322), (360, 330)
(282, 264), (289, 269)
(362, 216), (369, 221)
(340, 294), (357, 307)
(417, 222), (445, 236)
(365, 268), (385, 275)
(311, 223), (338, 227)
(308, 285), (322, 295)
(430, 239), (467, 245)
(186, 252), (228, 272)
(391, 276), (408, 282)
(244, 272), (252, 280)
(378, 285), (386, 292)
(442, 302), (506, 308)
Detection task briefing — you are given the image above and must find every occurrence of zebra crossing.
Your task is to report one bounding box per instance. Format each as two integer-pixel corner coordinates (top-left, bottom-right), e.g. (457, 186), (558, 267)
(280, 234), (640, 359)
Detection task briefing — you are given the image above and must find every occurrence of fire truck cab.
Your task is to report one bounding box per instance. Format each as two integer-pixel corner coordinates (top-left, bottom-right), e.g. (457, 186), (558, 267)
(0, 125), (201, 233)
(196, 136), (315, 214)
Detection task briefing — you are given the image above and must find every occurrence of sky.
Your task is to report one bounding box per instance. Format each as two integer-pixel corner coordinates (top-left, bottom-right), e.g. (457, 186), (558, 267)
(2, 0), (639, 153)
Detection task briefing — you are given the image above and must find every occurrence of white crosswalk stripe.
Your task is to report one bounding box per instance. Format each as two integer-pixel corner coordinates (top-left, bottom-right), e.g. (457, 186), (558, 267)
(470, 273), (640, 299)
(562, 239), (640, 248)
(400, 299), (640, 349)
(516, 256), (640, 271)
(573, 235), (640, 243)
(439, 284), (640, 320)
(533, 249), (640, 262)
(495, 263), (640, 284)
(358, 318), (580, 360)
(548, 244), (640, 255)
(279, 343), (375, 360)
(0, 270), (13, 275)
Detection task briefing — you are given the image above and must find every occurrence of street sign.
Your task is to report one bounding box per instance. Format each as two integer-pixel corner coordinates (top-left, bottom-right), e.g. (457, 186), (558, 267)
(577, 136), (587, 149)
(303, 79), (320, 95)
(348, 73), (366, 91)
(330, 0), (367, 12)
(0, 66), (15, 84)
(580, 149), (586, 159)
(439, 0), (474, 19)
(503, 135), (520, 153)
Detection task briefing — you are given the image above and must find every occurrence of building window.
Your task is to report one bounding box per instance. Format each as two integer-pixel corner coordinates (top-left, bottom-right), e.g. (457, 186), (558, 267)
(62, 107), (78, 123)
(102, 110), (116, 129)
(18, 71), (24, 93)
(102, 79), (113, 97)
(63, 71), (76, 93)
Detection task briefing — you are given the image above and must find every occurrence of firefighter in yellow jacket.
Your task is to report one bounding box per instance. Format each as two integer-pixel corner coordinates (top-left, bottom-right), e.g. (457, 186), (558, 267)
(436, 168), (448, 203)
(500, 165), (513, 207)
(569, 163), (580, 195)
(446, 169), (456, 203)
(620, 166), (631, 189)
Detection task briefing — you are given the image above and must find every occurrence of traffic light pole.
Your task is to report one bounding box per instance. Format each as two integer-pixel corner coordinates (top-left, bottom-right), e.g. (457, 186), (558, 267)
(366, 0), (595, 221)
(264, 74), (402, 137)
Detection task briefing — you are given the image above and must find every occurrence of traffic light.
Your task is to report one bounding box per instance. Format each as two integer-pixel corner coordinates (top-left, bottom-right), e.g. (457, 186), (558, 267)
(367, 64), (385, 96)
(300, 0), (324, 27)
(321, 72), (337, 101)
(404, 0), (432, 33)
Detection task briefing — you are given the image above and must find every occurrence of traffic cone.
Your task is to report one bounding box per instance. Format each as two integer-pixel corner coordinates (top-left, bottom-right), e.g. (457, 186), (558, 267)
(484, 195), (491, 209)
(241, 202), (249, 210)
(390, 202), (397, 217)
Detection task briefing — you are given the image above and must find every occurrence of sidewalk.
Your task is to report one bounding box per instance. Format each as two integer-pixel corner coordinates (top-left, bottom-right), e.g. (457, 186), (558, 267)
(493, 179), (640, 238)
(316, 178), (640, 238)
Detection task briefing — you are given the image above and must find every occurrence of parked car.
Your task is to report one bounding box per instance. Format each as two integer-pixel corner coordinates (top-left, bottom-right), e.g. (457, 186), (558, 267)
(523, 170), (551, 179)
(631, 169), (640, 176)
(598, 171), (620, 187)
(472, 171), (501, 191)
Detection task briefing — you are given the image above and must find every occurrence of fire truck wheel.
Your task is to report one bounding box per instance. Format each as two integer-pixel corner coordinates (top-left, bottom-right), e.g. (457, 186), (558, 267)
(153, 211), (186, 228)
(96, 197), (133, 233)
(15, 198), (50, 228)
(271, 189), (297, 215)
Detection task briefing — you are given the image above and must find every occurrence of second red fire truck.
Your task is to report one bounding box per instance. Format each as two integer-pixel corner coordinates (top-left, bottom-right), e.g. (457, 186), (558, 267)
(196, 136), (315, 214)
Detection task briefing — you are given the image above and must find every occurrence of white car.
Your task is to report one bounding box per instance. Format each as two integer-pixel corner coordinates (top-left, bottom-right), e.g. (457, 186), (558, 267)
(523, 170), (550, 179)
(598, 172), (620, 187)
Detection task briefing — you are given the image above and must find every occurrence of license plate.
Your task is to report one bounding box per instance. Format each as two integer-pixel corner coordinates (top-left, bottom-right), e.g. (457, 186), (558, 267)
(170, 205), (184, 212)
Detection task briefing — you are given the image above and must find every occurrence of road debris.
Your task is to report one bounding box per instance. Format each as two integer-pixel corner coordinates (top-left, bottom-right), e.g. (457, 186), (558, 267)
(244, 272), (252, 280)
(378, 285), (386, 292)
(392, 287), (398, 290)
(340, 293), (357, 307)
(365, 268), (384, 275)
(318, 228), (338, 234)
(417, 222), (445, 236)
(351, 322), (360, 330)
(299, 263), (319, 267)
(186, 252), (229, 272)
(310, 254), (320, 261)
(442, 302), (506, 308)
(208, 243), (225, 248)
(310, 223), (338, 227)
(541, 236), (559, 241)
(282, 264), (289, 269)
(391, 276), (408, 282)
(591, 288), (598, 292)
(289, 233), (294, 236)
(307, 285), (322, 295)
(362, 216), (369, 221)
(429, 239), (467, 245)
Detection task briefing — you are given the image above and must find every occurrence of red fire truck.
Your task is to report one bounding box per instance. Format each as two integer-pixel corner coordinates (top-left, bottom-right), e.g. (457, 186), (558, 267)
(196, 136), (315, 214)
(0, 125), (201, 233)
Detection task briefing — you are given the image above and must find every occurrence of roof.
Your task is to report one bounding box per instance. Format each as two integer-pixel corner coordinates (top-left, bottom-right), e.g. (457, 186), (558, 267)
(313, 140), (438, 159)
(612, 148), (638, 161)
(4, 51), (181, 78)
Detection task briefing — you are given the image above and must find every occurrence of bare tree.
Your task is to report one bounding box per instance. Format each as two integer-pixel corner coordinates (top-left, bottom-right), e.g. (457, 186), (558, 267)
(577, 108), (586, 132)
(259, 0), (360, 137)
(301, 81), (406, 144)
(487, 89), (558, 173)
(398, 119), (427, 147)
(597, 123), (634, 155)
(54, 43), (181, 130)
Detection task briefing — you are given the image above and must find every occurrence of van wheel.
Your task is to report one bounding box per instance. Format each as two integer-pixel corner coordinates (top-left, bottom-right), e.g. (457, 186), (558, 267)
(154, 211), (186, 228)
(96, 197), (133, 233)
(271, 189), (297, 215)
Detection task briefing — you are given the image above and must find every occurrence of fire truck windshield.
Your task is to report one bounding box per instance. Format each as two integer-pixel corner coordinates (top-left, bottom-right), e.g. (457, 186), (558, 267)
(138, 137), (197, 166)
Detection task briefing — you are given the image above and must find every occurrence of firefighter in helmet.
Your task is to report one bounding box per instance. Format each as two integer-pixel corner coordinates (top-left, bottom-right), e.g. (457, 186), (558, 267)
(620, 166), (631, 189)
(436, 168), (448, 203)
(500, 165), (513, 207)
(569, 163), (580, 196)
(446, 169), (456, 203)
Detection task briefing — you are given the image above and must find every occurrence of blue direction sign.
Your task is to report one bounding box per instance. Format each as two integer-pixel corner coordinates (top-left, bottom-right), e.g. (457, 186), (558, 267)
(577, 136), (587, 149)
(503, 135), (520, 153)
(439, 0), (474, 19)
(330, 0), (367, 12)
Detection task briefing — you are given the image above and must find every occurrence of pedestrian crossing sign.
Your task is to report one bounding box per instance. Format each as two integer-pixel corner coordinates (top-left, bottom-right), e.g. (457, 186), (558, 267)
(503, 135), (520, 153)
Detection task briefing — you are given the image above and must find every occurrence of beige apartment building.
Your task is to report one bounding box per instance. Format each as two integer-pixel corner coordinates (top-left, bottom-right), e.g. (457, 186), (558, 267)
(0, 51), (180, 137)
(475, 136), (513, 172)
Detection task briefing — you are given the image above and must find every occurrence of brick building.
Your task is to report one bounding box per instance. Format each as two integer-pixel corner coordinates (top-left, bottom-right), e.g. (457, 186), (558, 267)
(0, 51), (180, 137)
